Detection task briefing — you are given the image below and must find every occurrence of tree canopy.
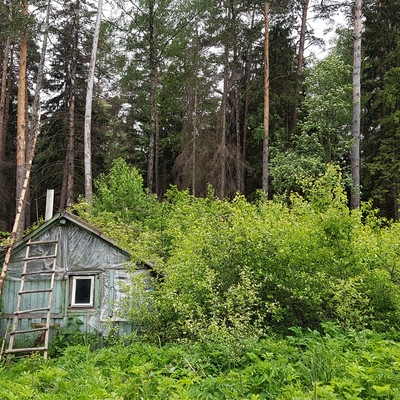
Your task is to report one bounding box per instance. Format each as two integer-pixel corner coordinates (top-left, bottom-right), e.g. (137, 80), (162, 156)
(0, 0), (399, 227)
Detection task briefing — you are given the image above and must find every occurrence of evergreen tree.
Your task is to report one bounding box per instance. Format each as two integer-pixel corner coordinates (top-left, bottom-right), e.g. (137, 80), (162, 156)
(362, 0), (400, 219)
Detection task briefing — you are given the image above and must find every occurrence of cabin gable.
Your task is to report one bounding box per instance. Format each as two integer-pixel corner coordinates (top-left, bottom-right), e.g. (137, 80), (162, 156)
(1, 213), (135, 340)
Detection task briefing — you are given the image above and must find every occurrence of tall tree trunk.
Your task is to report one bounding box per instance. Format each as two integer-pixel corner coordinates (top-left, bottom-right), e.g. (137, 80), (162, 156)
(3, 45), (13, 157)
(60, 0), (79, 210)
(155, 71), (160, 198)
(84, 0), (103, 204)
(16, 0), (28, 238)
(351, 0), (362, 209)
(26, 0), (51, 225)
(220, 41), (229, 199)
(0, 103), (41, 298)
(24, 78), (30, 228)
(0, 38), (10, 162)
(192, 34), (198, 197)
(192, 76), (198, 197)
(0, 38), (10, 163)
(242, 8), (255, 193)
(291, 0), (310, 131)
(262, 2), (269, 196)
(229, 0), (241, 194)
(147, 0), (156, 194)
(0, 0), (49, 295)
(66, 56), (76, 208)
(234, 81), (241, 193)
(29, 0), (51, 162)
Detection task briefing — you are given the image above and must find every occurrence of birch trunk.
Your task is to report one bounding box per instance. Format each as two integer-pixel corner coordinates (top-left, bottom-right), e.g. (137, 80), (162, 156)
(351, 0), (362, 209)
(0, 109), (40, 298)
(262, 2), (269, 196)
(0, 1), (50, 295)
(84, 0), (103, 204)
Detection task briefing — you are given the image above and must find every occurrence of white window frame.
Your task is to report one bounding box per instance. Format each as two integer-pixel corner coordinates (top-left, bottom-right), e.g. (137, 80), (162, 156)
(71, 275), (95, 307)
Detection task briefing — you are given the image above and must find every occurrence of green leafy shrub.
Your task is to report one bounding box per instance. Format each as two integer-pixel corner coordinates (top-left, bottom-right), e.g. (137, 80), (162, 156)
(48, 318), (104, 357)
(77, 163), (400, 343)
(3, 330), (400, 399)
(92, 158), (151, 224)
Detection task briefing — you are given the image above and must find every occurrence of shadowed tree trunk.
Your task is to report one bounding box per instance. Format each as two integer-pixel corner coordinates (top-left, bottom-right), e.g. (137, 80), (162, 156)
(220, 38), (229, 199)
(192, 35), (198, 197)
(351, 0), (361, 209)
(242, 8), (255, 192)
(291, 0), (309, 131)
(262, 2), (269, 196)
(29, 0), (51, 162)
(155, 71), (160, 197)
(0, 38), (10, 163)
(60, 0), (79, 210)
(2, 45), (13, 166)
(4, 46), (12, 143)
(147, 0), (157, 194)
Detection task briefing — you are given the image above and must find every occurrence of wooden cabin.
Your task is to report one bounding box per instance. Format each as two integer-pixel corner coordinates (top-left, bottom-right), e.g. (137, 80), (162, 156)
(0, 212), (147, 347)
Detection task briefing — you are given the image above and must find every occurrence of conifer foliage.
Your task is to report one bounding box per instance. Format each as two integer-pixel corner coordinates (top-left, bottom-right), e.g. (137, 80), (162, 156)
(1, 0), (400, 229)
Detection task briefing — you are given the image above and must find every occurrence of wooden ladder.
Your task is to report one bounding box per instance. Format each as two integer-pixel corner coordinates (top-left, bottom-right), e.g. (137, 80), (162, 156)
(5, 234), (59, 359)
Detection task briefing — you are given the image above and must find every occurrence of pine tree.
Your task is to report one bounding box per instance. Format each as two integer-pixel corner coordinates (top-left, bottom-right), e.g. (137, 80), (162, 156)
(16, 0), (28, 238)
(362, 0), (400, 219)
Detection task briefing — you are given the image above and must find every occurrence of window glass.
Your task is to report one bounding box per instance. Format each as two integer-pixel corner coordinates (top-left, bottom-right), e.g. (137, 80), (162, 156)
(71, 276), (94, 307)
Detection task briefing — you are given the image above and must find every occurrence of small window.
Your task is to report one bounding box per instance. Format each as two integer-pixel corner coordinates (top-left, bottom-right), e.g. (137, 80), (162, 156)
(71, 276), (94, 307)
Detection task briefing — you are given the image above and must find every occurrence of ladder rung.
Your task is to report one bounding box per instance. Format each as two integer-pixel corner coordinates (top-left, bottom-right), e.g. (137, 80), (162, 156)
(15, 307), (50, 314)
(10, 327), (48, 335)
(22, 270), (57, 276)
(5, 346), (48, 354)
(23, 255), (56, 261)
(19, 289), (52, 295)
(27, 240), (58, 246)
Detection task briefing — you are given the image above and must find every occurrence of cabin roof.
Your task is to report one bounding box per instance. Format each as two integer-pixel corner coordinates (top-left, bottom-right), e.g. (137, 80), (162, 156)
(0, 212), (131, 260)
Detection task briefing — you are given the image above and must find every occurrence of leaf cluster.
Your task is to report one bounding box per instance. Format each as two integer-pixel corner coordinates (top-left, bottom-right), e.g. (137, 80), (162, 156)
(81, 161), (400, 347)
(3, 328), (400, 398)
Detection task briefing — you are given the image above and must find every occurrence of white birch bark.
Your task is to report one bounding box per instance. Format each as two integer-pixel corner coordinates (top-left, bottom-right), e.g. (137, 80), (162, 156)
(84, 0), (103, 204)
(351, 0), (362, 209)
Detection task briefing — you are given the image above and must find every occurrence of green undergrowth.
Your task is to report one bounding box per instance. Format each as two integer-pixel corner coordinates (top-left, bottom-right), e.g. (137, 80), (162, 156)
(2, 326), (400, 399)
(74, 162), (400, 343)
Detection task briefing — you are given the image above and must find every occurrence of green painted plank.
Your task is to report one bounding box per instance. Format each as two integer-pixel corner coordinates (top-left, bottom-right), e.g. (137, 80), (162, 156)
(109, 271), (114, 317)
(94, 275), (100, 308)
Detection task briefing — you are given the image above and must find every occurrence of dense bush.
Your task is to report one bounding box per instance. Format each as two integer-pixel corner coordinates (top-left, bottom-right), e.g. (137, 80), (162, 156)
(75, 162), (400, 344)
(4, 162), (400, 398)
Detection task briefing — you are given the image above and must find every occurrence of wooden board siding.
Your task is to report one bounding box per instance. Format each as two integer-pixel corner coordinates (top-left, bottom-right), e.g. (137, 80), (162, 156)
(0, 213), (137, 343)
(1, 278), (65, 338)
